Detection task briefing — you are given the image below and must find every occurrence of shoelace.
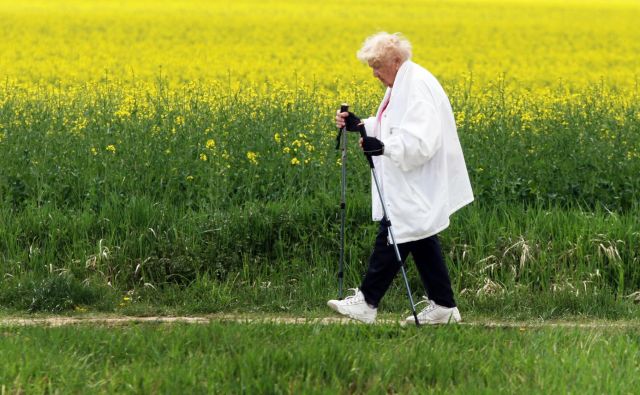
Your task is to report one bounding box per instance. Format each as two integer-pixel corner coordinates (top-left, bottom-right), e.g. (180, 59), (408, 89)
(413, 296), (436, 313)
(343, 288), (364, 305)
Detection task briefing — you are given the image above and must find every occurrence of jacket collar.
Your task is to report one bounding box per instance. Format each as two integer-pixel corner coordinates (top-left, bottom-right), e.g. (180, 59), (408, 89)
(389, 60), (413, 102)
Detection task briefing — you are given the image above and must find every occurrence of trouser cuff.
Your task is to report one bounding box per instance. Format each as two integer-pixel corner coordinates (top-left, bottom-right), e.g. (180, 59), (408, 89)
(359, 287), (378, 308)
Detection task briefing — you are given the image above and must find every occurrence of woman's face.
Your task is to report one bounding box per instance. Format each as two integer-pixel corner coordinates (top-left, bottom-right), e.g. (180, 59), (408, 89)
(368, 56), (402, 88)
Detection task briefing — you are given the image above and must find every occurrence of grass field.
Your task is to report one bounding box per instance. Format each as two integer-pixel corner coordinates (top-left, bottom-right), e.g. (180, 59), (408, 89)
(1, 321), (640, 393)
(0, 0), (639, 391)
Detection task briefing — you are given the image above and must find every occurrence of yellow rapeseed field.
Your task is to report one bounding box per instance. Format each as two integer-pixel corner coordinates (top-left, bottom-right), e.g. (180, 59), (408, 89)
(1, 0), (638, 95)
(1, 0), (639, 173)
(1, 0), (638, 173)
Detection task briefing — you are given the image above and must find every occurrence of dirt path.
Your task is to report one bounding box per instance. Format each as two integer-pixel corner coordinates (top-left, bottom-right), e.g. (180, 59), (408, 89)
(1, 314), (639, 329)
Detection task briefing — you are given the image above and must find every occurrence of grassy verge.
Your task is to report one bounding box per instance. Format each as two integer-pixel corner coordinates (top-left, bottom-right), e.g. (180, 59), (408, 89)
(1, 202), (638, 319)
(1, 322), (639, 394)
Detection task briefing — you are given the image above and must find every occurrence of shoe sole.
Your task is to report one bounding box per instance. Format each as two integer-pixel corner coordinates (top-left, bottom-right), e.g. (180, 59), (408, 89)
(327, 301), (375, 324)
(406, 314), (462, 325)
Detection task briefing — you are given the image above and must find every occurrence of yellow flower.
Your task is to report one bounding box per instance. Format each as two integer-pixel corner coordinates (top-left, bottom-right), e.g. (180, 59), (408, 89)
(106, 144), (116, 154)
(186, 175), (194, 181)
(200, 153), (208, 161)
(206, 139), (216, 149)
(283, 147), (291, 154)
(90, 147), (97, 155)
(246, 151), (259, 165)
(114, 95), (135, 119)
(291, 157), (300, 165)
(274, 133), (281, 144)
(114, 108), (131, 118)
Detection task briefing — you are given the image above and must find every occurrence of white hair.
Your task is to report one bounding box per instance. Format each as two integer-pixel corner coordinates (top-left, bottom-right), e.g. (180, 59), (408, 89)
(356, 32), (412, 65)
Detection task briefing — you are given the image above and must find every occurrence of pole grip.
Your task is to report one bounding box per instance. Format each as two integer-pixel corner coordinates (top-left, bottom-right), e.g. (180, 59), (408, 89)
(335, 104), (349, 149)
(339, 103), (373, 168)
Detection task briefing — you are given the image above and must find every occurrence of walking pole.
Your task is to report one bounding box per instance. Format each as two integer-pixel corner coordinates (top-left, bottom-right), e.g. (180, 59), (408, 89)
(358, 129), (421, 326)
(335, 103), (349, 299)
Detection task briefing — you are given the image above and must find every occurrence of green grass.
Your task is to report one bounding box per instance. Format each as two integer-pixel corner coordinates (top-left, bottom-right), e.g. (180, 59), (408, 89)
(1, 202), (638, 319)
(1, 321), (639, 394)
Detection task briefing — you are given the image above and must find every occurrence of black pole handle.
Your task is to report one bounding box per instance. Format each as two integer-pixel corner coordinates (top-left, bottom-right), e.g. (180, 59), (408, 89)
(335, 104), (349, 149)
(339, 103), (374, 168)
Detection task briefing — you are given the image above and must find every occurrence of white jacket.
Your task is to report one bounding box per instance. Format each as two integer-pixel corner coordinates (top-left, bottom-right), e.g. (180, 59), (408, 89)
(362, 60), (474, 243)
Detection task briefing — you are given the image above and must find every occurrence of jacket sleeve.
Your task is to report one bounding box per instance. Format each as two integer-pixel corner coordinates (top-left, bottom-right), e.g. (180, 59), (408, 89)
(383, 96), (442, 172)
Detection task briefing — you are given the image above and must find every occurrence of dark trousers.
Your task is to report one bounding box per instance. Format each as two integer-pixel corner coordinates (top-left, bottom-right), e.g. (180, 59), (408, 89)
(360, 223), (456, 308)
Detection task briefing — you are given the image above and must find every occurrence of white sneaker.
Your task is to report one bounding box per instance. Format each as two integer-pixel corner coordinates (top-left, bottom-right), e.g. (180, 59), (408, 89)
(327, 288), (377, 324)
(406, 298), (461, 325)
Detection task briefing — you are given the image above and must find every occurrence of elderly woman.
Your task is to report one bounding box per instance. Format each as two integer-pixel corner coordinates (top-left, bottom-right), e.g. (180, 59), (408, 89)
(328, 32), (474, 324)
